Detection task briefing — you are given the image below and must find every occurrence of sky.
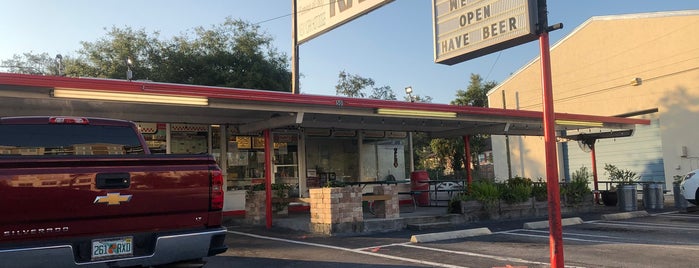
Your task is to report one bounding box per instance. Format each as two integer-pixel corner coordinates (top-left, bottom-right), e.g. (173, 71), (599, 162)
(1, 0), (698, 104)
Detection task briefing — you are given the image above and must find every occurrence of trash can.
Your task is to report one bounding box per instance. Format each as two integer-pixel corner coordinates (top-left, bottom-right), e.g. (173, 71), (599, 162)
(617, 184), (637, 212)
(642, 182), (664, 210)
(410, 170), (430, 206)
(673, 182), (688, 210)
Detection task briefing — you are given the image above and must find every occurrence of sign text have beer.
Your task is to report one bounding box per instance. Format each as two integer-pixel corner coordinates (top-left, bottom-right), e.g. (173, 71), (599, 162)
(433, 0), (538, 65)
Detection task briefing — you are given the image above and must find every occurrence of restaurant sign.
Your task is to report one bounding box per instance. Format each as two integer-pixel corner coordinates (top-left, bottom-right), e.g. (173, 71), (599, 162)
(297, 0), (394, 44)
(433, 0), (538, 65)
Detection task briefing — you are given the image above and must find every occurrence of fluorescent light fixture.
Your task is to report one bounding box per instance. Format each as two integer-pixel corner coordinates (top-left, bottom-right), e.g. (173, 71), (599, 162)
(52, 88), (208, 106)
(555, 119), (603, 128)
(376, 108), (456, 118)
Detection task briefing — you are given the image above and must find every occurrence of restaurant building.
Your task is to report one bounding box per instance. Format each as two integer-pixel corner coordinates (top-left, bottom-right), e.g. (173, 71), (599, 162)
(0, 72), (646, 212)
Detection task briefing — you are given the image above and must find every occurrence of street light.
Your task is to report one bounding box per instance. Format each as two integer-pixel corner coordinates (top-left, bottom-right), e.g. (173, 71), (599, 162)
(405, 86), (414, 102)
(126, 58), (133, 80)
(55, 54), (65, 76)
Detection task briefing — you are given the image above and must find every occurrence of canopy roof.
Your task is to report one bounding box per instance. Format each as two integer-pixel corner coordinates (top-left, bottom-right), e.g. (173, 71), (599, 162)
(0, 73), (649, 137)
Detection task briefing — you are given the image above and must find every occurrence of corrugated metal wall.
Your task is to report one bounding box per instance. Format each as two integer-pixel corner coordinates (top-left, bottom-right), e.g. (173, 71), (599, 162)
(564, 117), (664, 184)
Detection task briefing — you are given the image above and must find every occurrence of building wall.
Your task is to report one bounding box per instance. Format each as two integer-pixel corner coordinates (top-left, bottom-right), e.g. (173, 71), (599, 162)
(488, 11), (699, 185)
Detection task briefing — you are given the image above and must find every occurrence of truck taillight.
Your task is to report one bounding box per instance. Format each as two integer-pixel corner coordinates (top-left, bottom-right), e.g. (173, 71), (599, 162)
(211, 169), (224, 210)
(49, 116), (89, 124)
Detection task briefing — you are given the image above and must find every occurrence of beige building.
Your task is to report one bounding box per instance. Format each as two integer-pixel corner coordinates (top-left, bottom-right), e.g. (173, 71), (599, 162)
(488, 10), (699, 189)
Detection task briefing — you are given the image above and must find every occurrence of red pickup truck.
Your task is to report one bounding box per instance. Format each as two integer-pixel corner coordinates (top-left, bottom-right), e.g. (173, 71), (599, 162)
(0, 116), (227, 267)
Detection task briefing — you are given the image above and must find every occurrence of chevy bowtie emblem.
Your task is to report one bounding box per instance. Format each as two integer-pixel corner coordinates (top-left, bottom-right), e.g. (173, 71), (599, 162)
(94, 193), (132, 205)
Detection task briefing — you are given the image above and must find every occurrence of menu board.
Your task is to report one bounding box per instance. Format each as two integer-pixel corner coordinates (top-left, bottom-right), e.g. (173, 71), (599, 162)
(235, 136), (252, 149)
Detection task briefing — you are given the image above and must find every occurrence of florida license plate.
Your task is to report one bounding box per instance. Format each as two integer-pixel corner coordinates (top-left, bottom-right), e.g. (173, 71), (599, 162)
(91, 236), (133, 261)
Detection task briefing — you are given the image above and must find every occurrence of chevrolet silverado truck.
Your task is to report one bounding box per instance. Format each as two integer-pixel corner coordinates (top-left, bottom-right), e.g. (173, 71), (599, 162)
(0, 116), (227, 267)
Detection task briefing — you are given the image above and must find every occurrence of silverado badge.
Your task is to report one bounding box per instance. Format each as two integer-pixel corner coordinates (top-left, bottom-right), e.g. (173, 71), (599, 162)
(94, 193), (132, 205)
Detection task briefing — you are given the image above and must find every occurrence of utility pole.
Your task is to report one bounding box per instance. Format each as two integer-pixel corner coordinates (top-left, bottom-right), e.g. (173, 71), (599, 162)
(291, 0), (300, 94)
(502, 90), (512, 179)
(538, 0), (565, 266)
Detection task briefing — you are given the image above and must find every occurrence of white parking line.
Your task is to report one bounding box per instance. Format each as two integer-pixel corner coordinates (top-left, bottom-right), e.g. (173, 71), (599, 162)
(510, 229), (627, 241)
(654, 214), (699, 220)
(227, 230), (468, 268)
(500, 231), (622, 244)
(400, 244), (585, 268)
(589, 221), (699, 231)
(353, 242), (411, 251)
(503, 225), (699, 249)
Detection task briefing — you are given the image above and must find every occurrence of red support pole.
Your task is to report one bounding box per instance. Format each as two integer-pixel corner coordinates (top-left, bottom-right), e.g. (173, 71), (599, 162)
(463, 136), (472, 192)
(264, 129), (273, 229)
(540, 31), (565, 267)
(591, 143), (599, 204)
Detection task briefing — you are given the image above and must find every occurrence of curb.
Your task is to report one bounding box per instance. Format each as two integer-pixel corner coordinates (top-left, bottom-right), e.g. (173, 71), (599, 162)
(523, 217), (584, 229)
(600, 210), (650, 221)
(410, 227), (491, 243)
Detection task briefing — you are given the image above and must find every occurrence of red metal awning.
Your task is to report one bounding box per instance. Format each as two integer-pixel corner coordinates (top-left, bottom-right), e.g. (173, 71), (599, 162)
(0, 72), (649, 137)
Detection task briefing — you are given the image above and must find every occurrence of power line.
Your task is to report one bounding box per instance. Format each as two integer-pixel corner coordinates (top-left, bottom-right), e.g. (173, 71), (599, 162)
(514, 48), (699, 107)
(518, 64), (699, 110)
(254, 0), (336, 25)
(509, 18), (699, 107)
(484, 51), (501, 82)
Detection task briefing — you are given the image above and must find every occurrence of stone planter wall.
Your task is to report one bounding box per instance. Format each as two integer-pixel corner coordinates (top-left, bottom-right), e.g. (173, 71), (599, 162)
(309, 187), (363, 235)
(460, 200), (485, 221)
(499, 198), (534, 220)
(371, 185), (400, 219)
(245, 190), (290, 225)
(533, 199), (548, 217)
(461, 195), (596, 221)
(245, 190), (267, 225)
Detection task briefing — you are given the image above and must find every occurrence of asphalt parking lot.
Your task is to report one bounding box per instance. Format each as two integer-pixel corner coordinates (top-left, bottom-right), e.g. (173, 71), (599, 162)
(205, 207), (699, 268)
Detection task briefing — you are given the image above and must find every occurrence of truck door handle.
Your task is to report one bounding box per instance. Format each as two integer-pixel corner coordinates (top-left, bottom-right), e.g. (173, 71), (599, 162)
(95, 173), (131, 189)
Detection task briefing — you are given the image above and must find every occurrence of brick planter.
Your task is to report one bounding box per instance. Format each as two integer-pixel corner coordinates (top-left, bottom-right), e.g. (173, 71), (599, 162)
(245, 190), (289, 225)
(309, 187), (363, 235)
(245, 190), (267, 225)
(370, 185), (400, 219)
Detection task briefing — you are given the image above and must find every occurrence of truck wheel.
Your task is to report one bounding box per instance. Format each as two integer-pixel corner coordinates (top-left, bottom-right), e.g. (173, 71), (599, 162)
(154, 258), (205, 268)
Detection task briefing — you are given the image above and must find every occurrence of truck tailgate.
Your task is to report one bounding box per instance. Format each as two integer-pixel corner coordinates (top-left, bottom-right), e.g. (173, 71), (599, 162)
(0, 155), (217, 242)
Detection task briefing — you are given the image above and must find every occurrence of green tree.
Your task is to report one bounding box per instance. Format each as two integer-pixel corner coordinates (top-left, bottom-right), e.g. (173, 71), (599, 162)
(154, 19), (290, 90)
(429, 137), (465, 176)
(453, 74), (497, 171)
(335, 71), (400, 100)
(452, 73), (495, 107)
(71, 26), (160, 79)
(369, 85), (397, 100)
(335, 70), (374, 98)
(1, 52), (62, 75)
(426, 74), (497, 177)
(404, 95), (433, 103)
(3, 18), (291, 92)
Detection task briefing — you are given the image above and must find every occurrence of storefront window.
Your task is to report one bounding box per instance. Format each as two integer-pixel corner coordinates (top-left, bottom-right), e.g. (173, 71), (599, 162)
(170, 124), (209, 154)
(273, 133), (299, 195)
(305, 136), (359, 186)
(361, 137), (408, 181)
(223, 132), (300, 193)
(137, 122), (167, 154)
(226, 135), (265, 190)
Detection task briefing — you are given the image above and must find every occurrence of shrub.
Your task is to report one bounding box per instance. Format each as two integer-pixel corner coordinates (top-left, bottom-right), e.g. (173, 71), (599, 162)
(604, 164), (639, 190)
(500, 183), (532, 204)
(506, 176), (533, 187)
(562, 167), (592, 205)
(531, 178), (547, 201)
(470, 180), (500, 209)
(499, 177), (533, 204)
